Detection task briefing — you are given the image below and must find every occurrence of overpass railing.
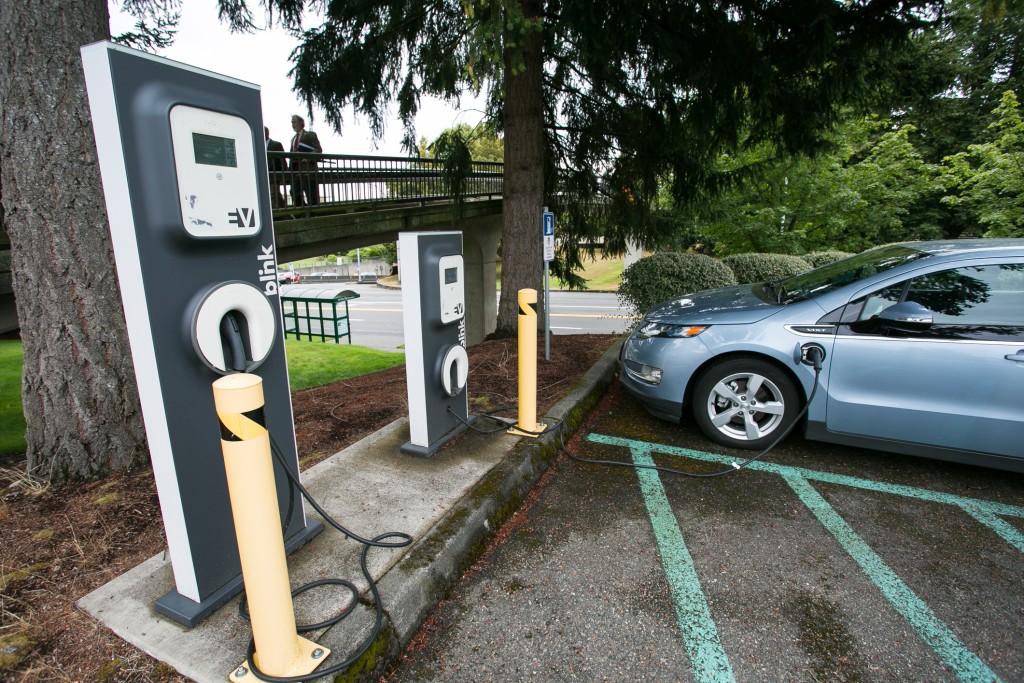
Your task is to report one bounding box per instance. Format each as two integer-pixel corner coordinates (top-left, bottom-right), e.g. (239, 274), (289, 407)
(267, 153), (503, 212)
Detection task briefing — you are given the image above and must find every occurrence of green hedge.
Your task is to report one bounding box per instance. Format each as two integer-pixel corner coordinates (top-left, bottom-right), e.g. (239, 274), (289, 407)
(721, 253), (812, 285)
(803, 250), (853, 268)
(618, 252), (737, 316)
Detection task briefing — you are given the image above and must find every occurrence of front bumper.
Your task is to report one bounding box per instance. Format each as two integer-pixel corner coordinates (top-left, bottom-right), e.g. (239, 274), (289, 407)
(618, 333), (713, 423)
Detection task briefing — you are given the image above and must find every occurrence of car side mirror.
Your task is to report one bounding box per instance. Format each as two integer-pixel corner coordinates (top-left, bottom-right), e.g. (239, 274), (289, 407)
(877, 301), (934, 332)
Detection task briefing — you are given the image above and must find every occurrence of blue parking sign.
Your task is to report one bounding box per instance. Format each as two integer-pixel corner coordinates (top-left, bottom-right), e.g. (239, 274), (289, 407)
(542, 212), (555, 261)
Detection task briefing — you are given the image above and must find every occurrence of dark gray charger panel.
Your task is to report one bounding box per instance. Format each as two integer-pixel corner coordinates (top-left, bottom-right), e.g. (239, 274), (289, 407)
(82, 43), (320, 627)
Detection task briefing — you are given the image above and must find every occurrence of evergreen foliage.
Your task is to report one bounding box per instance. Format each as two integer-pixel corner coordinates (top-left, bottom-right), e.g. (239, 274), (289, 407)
(668, 118), (944, 255)
(618, 253), (737, 316)
(877, 0), (1024, 238)
(941, 90), (1024, 238)
(722, 253), (812, 285)
(648, 0), (1024, 254)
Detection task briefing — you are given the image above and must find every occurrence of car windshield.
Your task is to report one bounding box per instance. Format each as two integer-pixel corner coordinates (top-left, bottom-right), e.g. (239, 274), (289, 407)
(771, 245), (931, 303)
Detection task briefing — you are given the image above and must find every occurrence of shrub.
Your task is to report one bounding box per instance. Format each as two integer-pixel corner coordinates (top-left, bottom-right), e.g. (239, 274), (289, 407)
(722, 253), (812, 285)
(803, 250), (853, 268)
(618, 252), (737, 316)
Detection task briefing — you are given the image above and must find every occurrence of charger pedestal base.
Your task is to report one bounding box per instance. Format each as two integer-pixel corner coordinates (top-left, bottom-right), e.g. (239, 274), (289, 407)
(229, 637), (330, 683)
(401, 417), (476, 457)
(507, 422), (547, 439)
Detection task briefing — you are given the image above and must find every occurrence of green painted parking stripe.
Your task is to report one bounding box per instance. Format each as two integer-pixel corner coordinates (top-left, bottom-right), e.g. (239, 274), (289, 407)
(785, 475), (1002, 683)
(586, 433), (1016, 682)
(586, 433), (1024, 552)
(586, 434), (1024, 522)
(630, 443), (736, 683)
(957, 503), (1024, 554)
(588, 433), (1024, 552)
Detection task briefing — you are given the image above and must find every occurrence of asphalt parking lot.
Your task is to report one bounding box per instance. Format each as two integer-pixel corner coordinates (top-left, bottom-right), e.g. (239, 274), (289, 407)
(385, 381), (1024, 682)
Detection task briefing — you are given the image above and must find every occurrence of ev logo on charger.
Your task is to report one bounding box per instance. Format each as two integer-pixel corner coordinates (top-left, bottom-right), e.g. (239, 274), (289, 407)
(228, 207), (257, 228)
(257, 244), (278, 296)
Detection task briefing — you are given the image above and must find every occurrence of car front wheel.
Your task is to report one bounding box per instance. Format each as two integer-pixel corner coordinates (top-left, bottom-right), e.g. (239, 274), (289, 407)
(692, 358), (800, 450)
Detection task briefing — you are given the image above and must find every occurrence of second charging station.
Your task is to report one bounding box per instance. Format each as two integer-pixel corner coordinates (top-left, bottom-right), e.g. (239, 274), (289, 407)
(399, 232), (473, 456)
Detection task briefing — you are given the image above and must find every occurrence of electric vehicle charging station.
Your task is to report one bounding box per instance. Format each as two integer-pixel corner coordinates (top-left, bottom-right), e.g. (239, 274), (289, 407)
(81, 42), (320, 627)
(399, 232), (473, 456)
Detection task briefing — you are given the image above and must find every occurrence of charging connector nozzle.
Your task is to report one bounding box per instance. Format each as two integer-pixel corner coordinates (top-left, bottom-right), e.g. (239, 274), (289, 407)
(800, 343), (826, 370)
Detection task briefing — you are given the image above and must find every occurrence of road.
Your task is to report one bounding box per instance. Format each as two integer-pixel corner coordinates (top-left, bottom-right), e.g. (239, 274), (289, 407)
(280, 283), (634, 351)
(384, 384), (1024, 682)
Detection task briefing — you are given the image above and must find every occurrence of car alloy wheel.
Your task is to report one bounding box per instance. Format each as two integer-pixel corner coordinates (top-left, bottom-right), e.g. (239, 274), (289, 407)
(692, 358), (799, 450)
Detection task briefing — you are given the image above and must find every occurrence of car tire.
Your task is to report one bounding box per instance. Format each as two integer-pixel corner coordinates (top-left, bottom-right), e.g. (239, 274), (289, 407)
(692, 358), (800, 450)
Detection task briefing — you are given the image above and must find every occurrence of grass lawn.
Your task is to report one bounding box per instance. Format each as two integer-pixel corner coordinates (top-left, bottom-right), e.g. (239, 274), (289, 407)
(0, 339), (404, 456)
(552, 253), (624, 291)
(495, 251), (625, 292)
(284, 339), (404, 392)
(0, 340), (27, 455)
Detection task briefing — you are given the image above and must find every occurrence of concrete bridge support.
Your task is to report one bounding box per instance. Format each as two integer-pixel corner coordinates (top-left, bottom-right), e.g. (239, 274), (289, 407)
(461, 216), (502, 346)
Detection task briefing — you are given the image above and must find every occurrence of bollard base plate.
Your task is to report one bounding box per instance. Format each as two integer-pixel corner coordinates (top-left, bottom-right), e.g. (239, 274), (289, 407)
(507, 422), (547, 438)
(229, 636), (330, 682)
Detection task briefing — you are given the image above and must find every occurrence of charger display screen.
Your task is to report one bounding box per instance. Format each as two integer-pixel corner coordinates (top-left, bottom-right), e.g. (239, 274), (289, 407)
(438, 254), (465, 325)
(192, 133), (238, 168)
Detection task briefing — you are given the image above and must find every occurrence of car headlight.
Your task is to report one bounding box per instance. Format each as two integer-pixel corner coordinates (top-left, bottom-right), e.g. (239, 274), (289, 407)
(635, 321), (708, 339)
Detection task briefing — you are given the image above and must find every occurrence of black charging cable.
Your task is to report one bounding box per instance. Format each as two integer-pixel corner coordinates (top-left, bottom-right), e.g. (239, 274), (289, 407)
(229, 430), (412, 682)
(447, 405), (569, 438)
(219, 313), (248, 373)
(561, 345), (825, 478)
(446, 406), (515, 434)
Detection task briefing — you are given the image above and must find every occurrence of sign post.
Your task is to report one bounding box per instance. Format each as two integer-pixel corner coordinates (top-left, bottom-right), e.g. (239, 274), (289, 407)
(542, 209), (555, 362)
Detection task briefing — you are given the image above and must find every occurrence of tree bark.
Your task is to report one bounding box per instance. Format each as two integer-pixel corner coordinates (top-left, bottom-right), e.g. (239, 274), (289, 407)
(0, 0), (148, 482)
(494, 0), (546, 337)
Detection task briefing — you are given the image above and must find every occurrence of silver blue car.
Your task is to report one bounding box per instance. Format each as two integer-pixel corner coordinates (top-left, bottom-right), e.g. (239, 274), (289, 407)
(619, 239), (1024, 472)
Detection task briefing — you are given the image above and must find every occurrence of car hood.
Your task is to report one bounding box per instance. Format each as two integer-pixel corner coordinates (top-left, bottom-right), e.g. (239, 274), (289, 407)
(644, 284), (782, 325)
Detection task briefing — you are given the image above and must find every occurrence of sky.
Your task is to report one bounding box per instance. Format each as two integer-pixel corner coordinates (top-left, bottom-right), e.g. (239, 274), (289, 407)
(108, 0), (486, 156)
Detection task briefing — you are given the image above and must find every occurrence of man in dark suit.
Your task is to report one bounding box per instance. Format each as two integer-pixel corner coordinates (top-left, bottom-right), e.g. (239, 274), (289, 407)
(265, 126), (286, 208)
(289, 115), (322, 207)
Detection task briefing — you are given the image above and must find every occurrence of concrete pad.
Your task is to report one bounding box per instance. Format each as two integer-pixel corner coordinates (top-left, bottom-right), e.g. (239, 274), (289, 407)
(77, 338), (624, 683)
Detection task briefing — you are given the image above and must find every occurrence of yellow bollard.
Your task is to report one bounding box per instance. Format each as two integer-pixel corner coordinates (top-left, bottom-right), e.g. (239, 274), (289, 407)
(213, 373), (329, 683)
(508, 289), (546, 437)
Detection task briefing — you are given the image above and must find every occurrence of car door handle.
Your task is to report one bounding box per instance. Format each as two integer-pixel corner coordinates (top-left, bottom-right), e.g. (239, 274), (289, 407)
(1006, 351), (1024, 362)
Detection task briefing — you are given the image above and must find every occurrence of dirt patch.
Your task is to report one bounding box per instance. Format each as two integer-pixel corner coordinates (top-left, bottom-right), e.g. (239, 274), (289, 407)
(0, 333), (619, 682)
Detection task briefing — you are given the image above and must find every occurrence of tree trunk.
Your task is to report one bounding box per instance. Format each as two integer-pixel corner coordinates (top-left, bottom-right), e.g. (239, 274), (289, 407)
(494, 0), (546, 337)
(0, 0), (148, 483)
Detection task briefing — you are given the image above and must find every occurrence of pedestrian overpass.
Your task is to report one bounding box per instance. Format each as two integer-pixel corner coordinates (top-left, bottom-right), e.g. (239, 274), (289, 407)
(0, 152), (505, 342)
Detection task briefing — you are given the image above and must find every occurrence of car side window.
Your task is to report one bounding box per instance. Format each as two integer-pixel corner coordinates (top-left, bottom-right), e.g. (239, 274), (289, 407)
(905, 265), (1024, 327)
(840, 263), (1024, 340)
